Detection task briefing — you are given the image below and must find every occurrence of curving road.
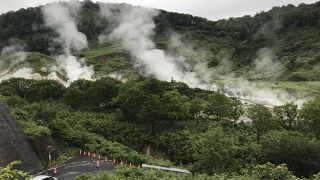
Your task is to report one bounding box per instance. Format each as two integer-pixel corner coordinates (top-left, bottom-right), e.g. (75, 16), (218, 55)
(37, 156), (113, 180)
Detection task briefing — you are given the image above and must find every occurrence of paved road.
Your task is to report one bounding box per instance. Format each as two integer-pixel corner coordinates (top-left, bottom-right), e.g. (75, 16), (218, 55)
(38, 156), (113, 180)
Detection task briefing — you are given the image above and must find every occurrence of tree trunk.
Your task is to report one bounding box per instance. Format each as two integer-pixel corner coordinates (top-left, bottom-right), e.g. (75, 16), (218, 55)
(151, 119), (156, 136)
(257, 130), (261, 143)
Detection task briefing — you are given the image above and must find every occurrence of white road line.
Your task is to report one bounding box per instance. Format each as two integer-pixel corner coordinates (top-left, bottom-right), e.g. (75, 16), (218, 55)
(67, 162), (91, 168)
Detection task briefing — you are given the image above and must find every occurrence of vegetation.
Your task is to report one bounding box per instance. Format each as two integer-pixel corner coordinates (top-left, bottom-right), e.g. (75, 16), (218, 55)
(0, 161), (29, 179)
(0, 77), (320, 178)
(75, 164), (297, 180)
(1, 0), (320, 179)
(1, 1), (320, 84)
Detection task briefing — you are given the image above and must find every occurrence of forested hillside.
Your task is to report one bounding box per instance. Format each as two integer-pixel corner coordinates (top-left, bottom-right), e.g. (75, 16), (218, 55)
(1, 1), (320, 179)
(1, 1), (320, 81)
(1, 77), (320, 179)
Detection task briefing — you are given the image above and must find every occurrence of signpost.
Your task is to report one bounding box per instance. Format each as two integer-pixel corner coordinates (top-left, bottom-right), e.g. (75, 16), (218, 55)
(46, 145), (54, 168)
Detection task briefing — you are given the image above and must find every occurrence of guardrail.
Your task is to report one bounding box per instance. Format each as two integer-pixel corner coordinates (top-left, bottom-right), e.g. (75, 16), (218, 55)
(141, 164), (191, 174)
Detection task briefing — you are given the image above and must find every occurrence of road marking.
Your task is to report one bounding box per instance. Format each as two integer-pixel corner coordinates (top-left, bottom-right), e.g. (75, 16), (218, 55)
(67, 162), (91, 168)
(69, 161), (90, 165)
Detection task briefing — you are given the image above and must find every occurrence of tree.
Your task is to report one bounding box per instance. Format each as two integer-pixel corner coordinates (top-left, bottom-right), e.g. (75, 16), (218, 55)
(161, 90), (190, 124)
(28, 80), (65, 102)
(113, 81), (146, 121)
(206, 93), (232, 120)
(88, 77), (121, 110)
(274, 102), (298, 129)
(192, 127), (236, 175)
(63, 87), (86, 109)
(190, 98), (207, 123)
(229, 100), (243, 126)
(261, 130), (320, 177)
(248, 104), (273, 142)
(249, 163), (296, 180)
(138, 94), (162, 136)
(299, 99), (320, 137)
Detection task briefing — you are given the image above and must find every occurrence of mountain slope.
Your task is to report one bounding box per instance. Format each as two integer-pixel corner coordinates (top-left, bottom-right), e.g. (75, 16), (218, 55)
(0, 1), (320, 100)
(1, 1), (320, 80)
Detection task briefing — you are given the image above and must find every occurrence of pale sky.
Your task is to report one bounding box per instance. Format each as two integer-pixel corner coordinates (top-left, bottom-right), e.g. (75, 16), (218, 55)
(0, 0), (318, 20)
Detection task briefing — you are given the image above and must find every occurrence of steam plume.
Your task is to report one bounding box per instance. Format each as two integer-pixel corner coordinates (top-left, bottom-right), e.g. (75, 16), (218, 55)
(99, 4), (213, 89)
(0, 43), (27, 72)
(42, 1), (94, 83)
(98, 3), (305, 106)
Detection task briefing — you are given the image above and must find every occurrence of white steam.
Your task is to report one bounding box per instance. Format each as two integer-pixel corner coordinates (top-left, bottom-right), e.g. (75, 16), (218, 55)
(99, 5), (213, 89)
(0, 44), (27, 72)
(56, 55), (94, 82)
(98, 3), (305, 106)
(250, 48), (282, 80)
(165, 34), (307, 106)
(0, 43), (66, 84)
(42, 1), (87, 53)
(42, 1), (94, 83)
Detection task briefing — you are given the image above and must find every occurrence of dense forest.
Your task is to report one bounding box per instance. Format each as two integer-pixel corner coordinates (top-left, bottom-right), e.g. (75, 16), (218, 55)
(1, 0), (320, 179)
(1, 77), (320, 179)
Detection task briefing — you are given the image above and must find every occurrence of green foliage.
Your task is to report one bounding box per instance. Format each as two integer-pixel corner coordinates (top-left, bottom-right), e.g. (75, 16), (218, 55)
(2, 1), (320, 83)
(274, 102), (298, 129)
(64, 78), (121, 110)
(114, 78), (192, 135)
(158, 130), (196, 164)
(261, 130), (320, 177)
(21, 121), (51, 139)
(161, 90), (190, 123)
(25, 52), (58, 76)
(248, 104), (274, 142)
(77, 165), (192, 180)
(2, 76), (320, 178)
(2, 1), (320, 177)
(205, 93), (243, 122)
(192, 127), (237, 175)
(248, 163), (296, 180)
(0, 78), (65, 102)
(0, 161), (29, 179)
(299, 98), (320, 137)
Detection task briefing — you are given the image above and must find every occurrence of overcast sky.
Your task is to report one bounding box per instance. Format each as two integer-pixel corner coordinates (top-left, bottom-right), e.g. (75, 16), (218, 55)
(0, 0), (318, 20)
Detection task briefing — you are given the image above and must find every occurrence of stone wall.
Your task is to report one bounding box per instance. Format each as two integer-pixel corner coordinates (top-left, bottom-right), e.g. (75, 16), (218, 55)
(0, 101), (44, 173)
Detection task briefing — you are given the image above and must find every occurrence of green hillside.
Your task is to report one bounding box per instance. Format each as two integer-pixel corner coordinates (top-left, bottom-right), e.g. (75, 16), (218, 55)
(2, 1), (320, 179)
(1, 1), (320, 82)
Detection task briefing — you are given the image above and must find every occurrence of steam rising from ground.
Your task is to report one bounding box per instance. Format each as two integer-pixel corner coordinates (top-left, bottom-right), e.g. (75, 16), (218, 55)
(251, 48), (282, 80)
(99, 4), (213, 89)
(98, 3), (305, 106)
(0, 44), (26, 72)
(42, 1), (94, 83)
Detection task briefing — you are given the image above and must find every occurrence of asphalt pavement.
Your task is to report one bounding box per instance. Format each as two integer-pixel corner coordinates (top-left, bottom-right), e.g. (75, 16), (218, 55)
(38, 156), (113, 180)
